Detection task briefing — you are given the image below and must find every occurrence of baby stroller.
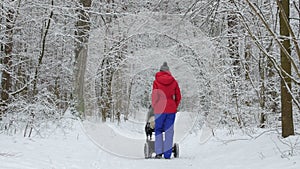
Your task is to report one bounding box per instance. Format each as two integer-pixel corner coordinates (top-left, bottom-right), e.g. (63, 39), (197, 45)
(144, 106), (179, 159)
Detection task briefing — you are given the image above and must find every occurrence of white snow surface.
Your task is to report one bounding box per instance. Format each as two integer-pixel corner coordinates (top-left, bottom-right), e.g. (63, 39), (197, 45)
(82, 111), (194, 158)
(0, 113), (300, 169)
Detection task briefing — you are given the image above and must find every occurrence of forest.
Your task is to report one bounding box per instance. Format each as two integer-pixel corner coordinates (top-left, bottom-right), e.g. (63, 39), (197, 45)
(0, 0), (299, 139)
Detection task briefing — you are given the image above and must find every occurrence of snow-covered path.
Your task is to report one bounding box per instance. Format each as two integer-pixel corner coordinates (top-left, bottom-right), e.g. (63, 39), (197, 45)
(0, 116), (299, 169)
(83, 121), (145, 158)
(82, 111), (195, 158)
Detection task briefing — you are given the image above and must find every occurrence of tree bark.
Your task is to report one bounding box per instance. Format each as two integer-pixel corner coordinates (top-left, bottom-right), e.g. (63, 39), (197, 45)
(279, 0), (294, 138)
(1, 1), (15, 120)
(74, 0), (92, 117)
(259, 53), (266, 128)
(228, 0), (242, 127)
(228, 0), (240, 77)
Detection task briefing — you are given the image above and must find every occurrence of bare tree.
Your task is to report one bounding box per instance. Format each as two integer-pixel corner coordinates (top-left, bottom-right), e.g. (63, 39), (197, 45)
(32, 0), (54, 95)
(74, 0), (92, 116)
(278, 0), (294, 138)
(228, 0), (242, 127)
(1, 0), (16, 120)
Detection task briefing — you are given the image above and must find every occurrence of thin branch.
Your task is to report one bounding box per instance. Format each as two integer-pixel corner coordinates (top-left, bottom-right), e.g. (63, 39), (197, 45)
(244, 0), (300, 80)
(293, 1), (300, 15)
(237, 12), (300, 110)
(33, 0), (54, 95)
(276, 0), (300, 62)
(182, 0), (202, 19)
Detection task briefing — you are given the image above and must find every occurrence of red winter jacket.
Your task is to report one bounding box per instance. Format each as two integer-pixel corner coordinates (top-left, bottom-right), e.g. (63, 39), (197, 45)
(151, 71), (181, 114)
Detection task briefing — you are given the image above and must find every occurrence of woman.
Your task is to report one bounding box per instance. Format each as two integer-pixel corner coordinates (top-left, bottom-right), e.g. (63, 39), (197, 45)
(151, 62), (181, 159)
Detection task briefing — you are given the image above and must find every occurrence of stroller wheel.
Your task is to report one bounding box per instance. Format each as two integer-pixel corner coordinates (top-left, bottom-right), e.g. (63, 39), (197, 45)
(173, 143), (179, 158)
(144, 142), (150, 158)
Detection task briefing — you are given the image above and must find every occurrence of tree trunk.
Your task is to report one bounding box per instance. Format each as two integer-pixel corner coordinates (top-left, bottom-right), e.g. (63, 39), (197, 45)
(1, 2), (14, 120)
(228, 0), (240, 77)
(228, 0), (242, 127)
(279, 0), (294, 138)
(99, 58), (114, 122)
(259, 53), (266, 128)
(33, 0), (53, 95)
(98, 0), (116, 122)
(74, 0), (91, 117)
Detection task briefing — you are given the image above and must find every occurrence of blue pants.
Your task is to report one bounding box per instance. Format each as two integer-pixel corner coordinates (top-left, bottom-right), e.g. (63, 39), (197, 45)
(155, 113), (176, 159)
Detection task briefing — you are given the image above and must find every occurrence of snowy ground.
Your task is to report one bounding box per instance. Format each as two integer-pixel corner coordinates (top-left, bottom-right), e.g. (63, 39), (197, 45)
(0, 114), (300, 169)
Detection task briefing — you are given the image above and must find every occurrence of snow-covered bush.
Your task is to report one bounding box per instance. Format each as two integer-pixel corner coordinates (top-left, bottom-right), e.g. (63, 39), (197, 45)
(0, 89), (67, 137)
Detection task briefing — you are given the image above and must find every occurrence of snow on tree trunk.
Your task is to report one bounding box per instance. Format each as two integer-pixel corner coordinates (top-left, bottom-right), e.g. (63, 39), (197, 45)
(227, 0), (242, 127)
(74, 0), (91, 117)
(1, 1), (15, 120)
